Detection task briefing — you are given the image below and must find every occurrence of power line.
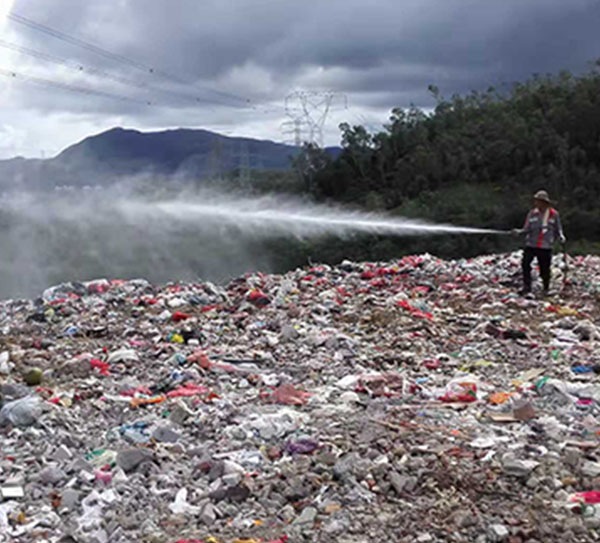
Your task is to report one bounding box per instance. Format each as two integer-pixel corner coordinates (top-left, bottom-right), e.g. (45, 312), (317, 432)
(7, 11), (252, 107)
(0, 38), (232, 106)
(0, 67), (152, 106)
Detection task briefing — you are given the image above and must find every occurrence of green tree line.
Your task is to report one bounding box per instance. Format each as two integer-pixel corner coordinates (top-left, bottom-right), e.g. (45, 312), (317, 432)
(277, 62), (600, 267)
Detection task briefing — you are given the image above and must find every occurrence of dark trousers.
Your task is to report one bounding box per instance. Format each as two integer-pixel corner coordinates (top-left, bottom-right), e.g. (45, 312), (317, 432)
(522, 247), (552, 291)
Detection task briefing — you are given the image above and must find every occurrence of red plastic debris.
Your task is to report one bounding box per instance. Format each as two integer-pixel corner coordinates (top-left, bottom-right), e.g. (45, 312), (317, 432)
(172, 311), (191, 322)
(423, 358), (440, 370)
(201, 304), (221, 313)
(90, 358), (110, 376)
(439, 382), (477, 403)
(411, 286), (430, 294)
(247, 289), (271, 307)
(397, 300), (433, 321)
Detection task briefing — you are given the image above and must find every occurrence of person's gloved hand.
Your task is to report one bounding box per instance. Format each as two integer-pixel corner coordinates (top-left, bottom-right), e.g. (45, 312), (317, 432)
(560, 234), (567, 244)
(511, 228), (522, 237)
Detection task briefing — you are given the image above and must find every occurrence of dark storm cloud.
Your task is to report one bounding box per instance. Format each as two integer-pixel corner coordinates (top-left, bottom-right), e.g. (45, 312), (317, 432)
(11, 0), (600, 95)
(2, 0), (599, 157)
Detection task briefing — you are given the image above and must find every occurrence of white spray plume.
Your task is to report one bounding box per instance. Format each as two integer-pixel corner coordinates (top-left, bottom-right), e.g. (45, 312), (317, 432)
(0, 188), (505, 299)
(119, 192), (504, 237)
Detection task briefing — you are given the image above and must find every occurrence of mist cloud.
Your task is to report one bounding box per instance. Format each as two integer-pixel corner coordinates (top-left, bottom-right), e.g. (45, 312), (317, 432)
(0, 184), (504, 299)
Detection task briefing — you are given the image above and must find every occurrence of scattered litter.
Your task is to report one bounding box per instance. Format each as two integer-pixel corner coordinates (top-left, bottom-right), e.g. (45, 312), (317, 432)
(0, 250), (598, 541)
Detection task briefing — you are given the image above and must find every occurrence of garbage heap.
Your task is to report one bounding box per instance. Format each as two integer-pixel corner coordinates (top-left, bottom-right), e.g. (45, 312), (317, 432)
(1, 251), (600, 543)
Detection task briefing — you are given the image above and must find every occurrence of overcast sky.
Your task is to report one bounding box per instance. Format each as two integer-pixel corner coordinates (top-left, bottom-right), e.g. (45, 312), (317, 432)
(0, 0), (599, 159)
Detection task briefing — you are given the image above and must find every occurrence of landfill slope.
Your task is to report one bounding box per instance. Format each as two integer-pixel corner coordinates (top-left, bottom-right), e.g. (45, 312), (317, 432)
(1, 251), (600, 543)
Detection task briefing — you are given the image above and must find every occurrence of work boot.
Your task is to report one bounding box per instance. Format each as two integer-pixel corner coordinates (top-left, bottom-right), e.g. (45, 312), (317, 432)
(518, 288), (531, 297)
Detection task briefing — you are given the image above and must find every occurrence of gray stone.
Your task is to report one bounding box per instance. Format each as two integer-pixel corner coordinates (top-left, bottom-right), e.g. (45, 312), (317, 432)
(294, 506), (317, 526)
(502, 456), (539, 477)
(52, 445), (73, 462)
(451, 510), (477, 528)
(323, 518), (348, 535)
(584, 516), (600, 529)
(69, 458), (94, 473)
(564, 447), (582, 468)
(40, 466), (67, 485)
(199, 502), (217, 525)
(488, 523), (509, 542)
(279, 504), (296, 523)
(333, 452), (361, 480)
(169, 402), (193, 425)
(280, 324), (299, 341)
(116, 448), (154, 473)
(222, 472), (242, 487)
(581, 460), (600, 478)
(152, 425), (180, 443)
(61, 488), (80, 509)
(404, 476), (418, 492)
(389, 471), (408, 494)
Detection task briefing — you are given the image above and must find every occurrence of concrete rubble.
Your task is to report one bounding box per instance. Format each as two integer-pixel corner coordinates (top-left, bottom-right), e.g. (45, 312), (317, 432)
(0, 250), (600, 542)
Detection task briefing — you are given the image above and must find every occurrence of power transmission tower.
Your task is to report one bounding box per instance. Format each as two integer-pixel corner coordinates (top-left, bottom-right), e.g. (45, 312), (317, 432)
(281, 118), (307, 147)
(207, 137), (224, 179)
(238, 141), (251, 188)
(283, 90), (347, 147)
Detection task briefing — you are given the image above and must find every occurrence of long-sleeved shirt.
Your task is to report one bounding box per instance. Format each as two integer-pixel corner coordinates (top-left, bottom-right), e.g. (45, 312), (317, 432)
(523, 207), (564, 249)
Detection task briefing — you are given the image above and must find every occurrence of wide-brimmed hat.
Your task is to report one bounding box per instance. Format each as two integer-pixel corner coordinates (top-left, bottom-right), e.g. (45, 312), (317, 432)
(533, 190), (552, 203)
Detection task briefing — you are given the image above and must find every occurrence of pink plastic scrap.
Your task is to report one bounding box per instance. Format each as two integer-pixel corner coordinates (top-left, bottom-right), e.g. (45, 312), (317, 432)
(397, 300), (433, 321)
(271, 383), (311, 406)
(188, 350), (241, 373)
(571, 491), (600, 504)
(120, 385), (154, 397)
(166, 383), (209, 398)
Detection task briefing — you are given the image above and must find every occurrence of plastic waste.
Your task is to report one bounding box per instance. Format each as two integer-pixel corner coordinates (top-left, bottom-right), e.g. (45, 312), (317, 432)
(85, 449), (118, 470)
(90, 358), (110, 376)
(247, 289), (270, 306)
(0, 395), (42, 427)
(437, 380), (478, 403)
(172, 311), (191, 322)
(169, 488), (199, 515)
(570, 491), (600, 504)
(270, 383), (311, 406)
(119, 421), (151, 444)
(285, 439), (320, 455)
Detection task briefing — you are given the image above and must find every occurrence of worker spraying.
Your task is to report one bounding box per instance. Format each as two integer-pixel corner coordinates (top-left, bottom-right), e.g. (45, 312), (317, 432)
(513, 190), (566, 296)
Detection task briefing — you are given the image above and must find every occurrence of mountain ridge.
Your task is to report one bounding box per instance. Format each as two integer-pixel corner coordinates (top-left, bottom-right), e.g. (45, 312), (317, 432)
(0, 127), (340, 189)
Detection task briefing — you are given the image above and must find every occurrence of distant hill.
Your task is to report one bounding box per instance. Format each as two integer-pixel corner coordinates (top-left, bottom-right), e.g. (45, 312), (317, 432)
(0, 127), (341, 190)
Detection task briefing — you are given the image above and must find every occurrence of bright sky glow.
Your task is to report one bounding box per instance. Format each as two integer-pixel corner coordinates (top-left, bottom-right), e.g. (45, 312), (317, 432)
(0, 0), (15, 28)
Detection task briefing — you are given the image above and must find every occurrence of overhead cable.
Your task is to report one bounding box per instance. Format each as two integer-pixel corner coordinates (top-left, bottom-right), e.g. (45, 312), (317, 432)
(7, 11), (251, 106)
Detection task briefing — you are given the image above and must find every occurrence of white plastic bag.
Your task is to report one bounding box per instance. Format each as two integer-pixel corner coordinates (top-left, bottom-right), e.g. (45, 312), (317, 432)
(0, 396), (42, 427)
